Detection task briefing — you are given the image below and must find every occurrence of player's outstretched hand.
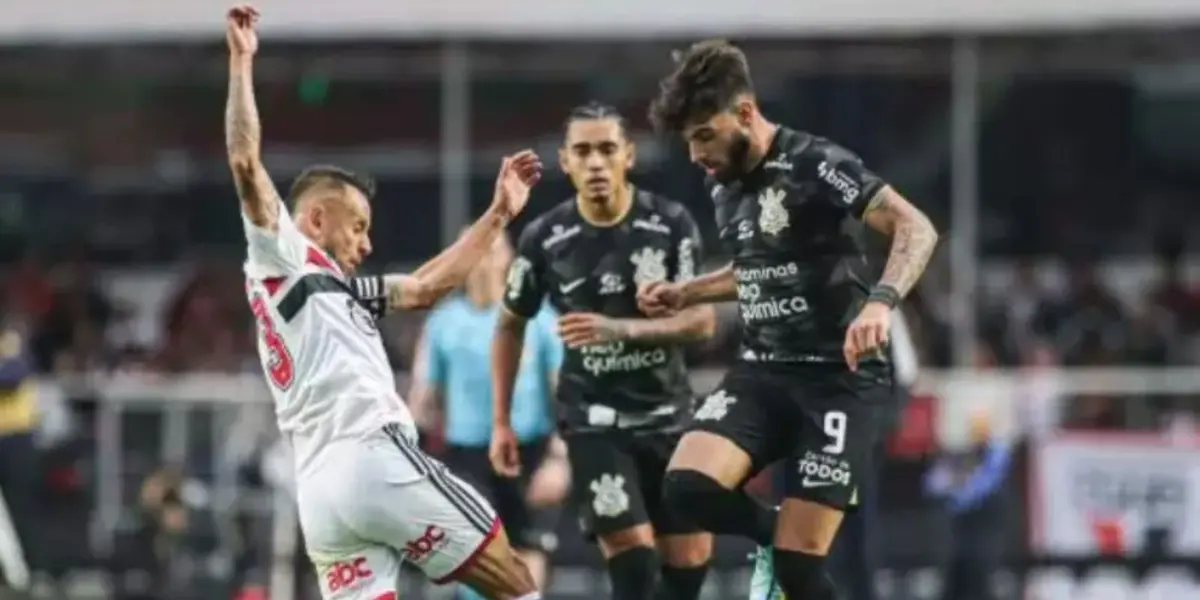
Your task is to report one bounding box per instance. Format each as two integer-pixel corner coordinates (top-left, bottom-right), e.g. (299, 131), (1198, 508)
(489, 425), (522, 478)
(843, 301), (891, 371)
(226, 5), (260, 57)
(491, 150), (542, 219)
(636, 281), (685, 317)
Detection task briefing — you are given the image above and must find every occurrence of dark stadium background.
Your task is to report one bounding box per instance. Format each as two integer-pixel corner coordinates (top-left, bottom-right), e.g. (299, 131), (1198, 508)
(0, 17), (1199, 600)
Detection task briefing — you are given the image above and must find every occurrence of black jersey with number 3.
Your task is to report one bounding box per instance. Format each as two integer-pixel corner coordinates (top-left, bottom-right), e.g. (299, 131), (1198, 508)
(504, 188), (703, 430)
(708, 127), (887, 363)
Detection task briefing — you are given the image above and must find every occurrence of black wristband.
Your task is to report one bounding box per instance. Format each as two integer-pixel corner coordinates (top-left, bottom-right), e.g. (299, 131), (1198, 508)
(867, 284), (901, 308)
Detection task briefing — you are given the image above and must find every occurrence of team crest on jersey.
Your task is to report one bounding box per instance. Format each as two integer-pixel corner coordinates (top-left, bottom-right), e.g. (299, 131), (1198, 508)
(346, 299), (378, 335)
(630, 247), (668, 286)
(599, 273), (625, 295)
(506, 257), (533, 301)
(758, 188), (790, 236)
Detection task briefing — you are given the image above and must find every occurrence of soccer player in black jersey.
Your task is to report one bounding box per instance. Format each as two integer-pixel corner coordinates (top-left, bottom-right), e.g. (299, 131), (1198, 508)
(642, 41), (939, 600)
(490, 103), (716, 600)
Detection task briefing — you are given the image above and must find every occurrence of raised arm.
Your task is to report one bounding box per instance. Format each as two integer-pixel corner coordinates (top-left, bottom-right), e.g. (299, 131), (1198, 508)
(350, 152), (542, 313)
(224, 5), (281, 230)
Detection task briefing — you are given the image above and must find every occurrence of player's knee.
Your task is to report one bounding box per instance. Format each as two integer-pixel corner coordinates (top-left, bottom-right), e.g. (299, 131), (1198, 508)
(658, 533), (713, 567)
(772, 548), (838, 600)
(596, 524), (655, 559)
(774, 498), (843, 554)
(661, 469), (728, 523)
(459, 535), (538, 598)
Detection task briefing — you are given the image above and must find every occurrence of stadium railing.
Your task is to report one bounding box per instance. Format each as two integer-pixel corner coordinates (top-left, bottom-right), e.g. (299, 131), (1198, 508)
(36, 367), (1200, 600)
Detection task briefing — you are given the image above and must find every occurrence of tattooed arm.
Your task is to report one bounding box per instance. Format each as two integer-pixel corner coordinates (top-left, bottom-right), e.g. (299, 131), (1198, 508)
(861, 186), (939, 297)
(348, 210), (510, 314)
(225, 14), (280, 230)
(681, 263), (738, 305)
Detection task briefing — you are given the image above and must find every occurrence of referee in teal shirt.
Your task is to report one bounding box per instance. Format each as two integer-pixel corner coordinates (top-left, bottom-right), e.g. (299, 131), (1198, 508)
(410, 234), (565, 598)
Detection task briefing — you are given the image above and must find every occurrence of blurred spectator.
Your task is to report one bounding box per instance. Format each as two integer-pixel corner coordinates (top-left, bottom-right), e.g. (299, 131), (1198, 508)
(112, 465), (220, 600)
(1036, 262), (1130, 365)
(0, 323), (39, 592)
(1149, 233), (1200, 333)
(990, 258), (1054, 360)
(1015, 342), (1065, 440)
(924, 411), (1013, 600)
(30, 254), (118, 373)
(4, 256), (55, 325)
(161, 264), (248, 373)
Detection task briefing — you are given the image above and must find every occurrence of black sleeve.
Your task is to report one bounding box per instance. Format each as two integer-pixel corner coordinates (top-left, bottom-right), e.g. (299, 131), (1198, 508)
(502, 223), (548, 319)
(671, 206), (705, 283)
(810, 141), (887, 219)
(350, 275), (388, 320)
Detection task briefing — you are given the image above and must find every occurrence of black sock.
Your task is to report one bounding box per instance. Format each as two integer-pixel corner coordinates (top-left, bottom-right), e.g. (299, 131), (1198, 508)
(607, 546), (659, 600)
(772, 548), (839, 600)
(656, 564), (708, 600)
(661, 470), (777, 547)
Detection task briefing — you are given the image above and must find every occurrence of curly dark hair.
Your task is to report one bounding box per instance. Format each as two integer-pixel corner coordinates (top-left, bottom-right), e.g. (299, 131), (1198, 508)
(648, 39), (754, 134)
(287, 164), (376, 207)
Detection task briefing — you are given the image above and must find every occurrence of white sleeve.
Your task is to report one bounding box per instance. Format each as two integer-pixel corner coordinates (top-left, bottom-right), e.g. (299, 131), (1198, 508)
(890, 309), (919, 387)
(242, 199), (309, 277)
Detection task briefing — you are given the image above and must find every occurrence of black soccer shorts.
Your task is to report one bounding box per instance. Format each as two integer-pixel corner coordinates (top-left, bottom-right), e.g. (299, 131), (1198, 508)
(564, 428), (703, 538)
(441, 438), (557, 552)
(688, 361), (894, 511)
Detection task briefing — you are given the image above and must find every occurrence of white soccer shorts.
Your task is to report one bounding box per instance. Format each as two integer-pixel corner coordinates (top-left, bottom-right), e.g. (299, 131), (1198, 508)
(296, 423), (501, 599)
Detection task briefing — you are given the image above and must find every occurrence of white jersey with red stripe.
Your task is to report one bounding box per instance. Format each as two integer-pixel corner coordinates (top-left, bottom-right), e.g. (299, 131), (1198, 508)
(242, 201), (416, 473)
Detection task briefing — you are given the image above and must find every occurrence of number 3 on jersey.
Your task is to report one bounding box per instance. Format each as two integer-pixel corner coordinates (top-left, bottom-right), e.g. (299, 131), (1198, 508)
(251, 293), (295, 389)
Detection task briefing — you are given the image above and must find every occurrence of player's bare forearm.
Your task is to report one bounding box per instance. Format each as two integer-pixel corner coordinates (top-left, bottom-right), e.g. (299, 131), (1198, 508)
(399, 207), (509, 308)
(682, 263), (738, 305)
(862, 186), (939, 298)
(491, 308), (528, 427)
(616, 305), (716, 344)
(407, 383), (442, 431)
(225, 55), (279, 229)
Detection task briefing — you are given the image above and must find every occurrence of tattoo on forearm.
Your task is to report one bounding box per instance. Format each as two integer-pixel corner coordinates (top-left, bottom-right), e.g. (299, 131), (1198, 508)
(225, 62), (280, 227)
(385, 278), (406, 311)
(225, 69), (260, 163)
(870, 193), (938, 297)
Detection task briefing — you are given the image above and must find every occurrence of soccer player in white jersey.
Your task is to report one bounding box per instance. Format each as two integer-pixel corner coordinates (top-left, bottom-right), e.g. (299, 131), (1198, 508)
(224, 6), (546, 600)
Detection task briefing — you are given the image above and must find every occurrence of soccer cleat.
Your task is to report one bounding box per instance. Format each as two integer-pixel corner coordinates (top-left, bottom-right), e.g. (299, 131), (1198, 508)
(748, 546), (785, 600)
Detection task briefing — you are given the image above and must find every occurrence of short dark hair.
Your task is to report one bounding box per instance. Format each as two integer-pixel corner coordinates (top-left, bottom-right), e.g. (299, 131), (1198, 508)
(648, 39), (754, 134)
(564, 101), (627, 138)
(287, 165), (376, 207)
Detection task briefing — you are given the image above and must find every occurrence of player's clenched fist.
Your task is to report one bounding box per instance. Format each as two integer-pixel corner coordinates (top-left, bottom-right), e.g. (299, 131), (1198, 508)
(488, 425), (521, 478)
(226, 5), (260, 57)
(490, 150), (542, 220)
(636, 281), (686, 317)
(843, 301), (890, 371)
